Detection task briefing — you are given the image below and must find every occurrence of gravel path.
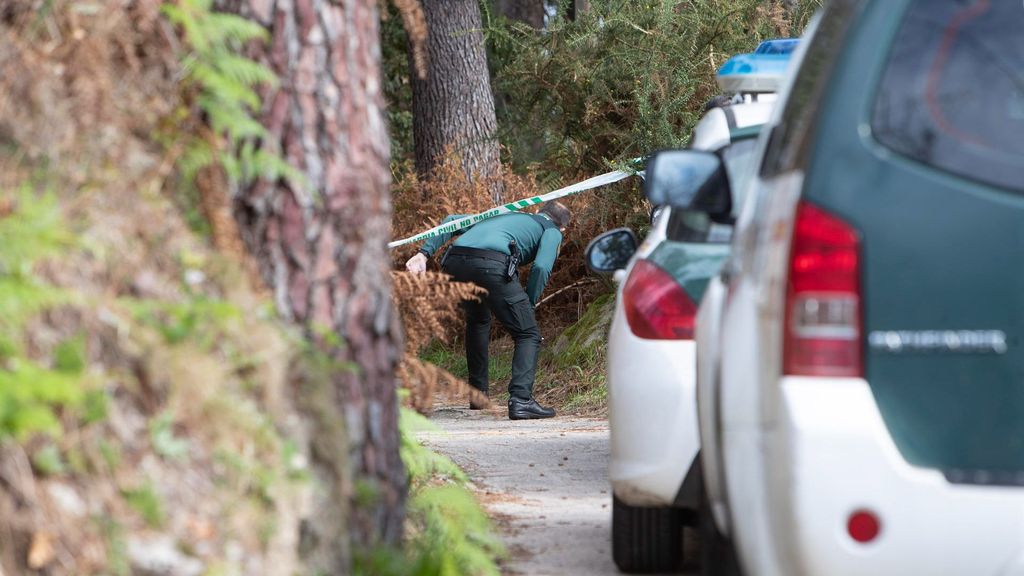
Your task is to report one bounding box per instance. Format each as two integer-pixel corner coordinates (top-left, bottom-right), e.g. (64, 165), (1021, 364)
(418, 406), (696, 576)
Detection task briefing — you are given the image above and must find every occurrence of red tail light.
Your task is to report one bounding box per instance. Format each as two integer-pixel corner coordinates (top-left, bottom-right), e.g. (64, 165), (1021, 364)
(783, 202), (862, 377)
(622, 260), (697, 340)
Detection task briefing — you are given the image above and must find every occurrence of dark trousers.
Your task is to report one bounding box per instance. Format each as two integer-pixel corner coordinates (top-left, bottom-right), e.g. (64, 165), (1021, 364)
(442, 254), (541, 401)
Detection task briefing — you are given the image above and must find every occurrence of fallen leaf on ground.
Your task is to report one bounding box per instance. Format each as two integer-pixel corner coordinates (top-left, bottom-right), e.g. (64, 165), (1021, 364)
(28, 532), (55, 569)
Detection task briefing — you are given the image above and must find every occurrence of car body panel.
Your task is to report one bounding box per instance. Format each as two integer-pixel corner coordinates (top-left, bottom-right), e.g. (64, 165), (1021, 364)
(770, 377), (1024, 576)
(803, 0), (1024, 477)
(702, 1), (1024, 574)
(606, 108), (774, 510)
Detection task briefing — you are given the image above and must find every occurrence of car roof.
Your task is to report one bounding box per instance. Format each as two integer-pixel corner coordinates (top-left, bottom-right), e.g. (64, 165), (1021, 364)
(690, 101), (775, 151)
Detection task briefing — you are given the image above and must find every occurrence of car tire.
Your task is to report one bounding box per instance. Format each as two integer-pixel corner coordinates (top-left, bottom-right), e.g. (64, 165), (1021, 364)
(699, 490), (742, 576)
(612, 494), (684, 573)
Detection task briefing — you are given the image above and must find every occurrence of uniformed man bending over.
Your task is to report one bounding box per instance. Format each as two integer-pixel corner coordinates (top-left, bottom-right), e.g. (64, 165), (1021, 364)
(405, 202), (571, 420)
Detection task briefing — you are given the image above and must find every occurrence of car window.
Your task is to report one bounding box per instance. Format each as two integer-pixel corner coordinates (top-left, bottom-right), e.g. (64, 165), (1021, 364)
(872, 0), (1024, 192)
(666, 210), (732, 243)
(721, 136), (759, 216)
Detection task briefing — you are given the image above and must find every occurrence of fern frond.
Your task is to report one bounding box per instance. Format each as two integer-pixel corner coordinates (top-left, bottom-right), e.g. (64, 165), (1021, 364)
(203, 12), (269, 45)
(213, 54), (278, 88)
(179, 141), (216, 178)
(201, 99), (268, 140)
(190, 63), (261, 109)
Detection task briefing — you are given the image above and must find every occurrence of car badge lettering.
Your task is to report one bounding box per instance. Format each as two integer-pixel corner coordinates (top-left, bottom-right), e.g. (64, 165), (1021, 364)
(868, 330), (1007, 354)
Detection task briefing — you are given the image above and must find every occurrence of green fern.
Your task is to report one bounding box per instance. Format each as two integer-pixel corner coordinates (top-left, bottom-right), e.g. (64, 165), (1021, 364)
(399, 408), (467, 482)
(161, 0), (299, 213)
(0, 189), (86, 439)
(381, 407), (504, 576)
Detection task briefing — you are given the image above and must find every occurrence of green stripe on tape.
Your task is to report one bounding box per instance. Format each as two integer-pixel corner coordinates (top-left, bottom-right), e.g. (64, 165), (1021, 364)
(388, 169), (634, 249)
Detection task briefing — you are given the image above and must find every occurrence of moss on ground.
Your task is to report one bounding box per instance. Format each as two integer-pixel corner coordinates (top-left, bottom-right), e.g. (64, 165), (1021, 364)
(536, 293), (614, 414)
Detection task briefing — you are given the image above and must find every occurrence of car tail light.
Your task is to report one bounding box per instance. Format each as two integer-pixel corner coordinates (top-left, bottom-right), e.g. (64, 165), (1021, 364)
(783, 202), (862, 377)
(622, 259), (697, 340)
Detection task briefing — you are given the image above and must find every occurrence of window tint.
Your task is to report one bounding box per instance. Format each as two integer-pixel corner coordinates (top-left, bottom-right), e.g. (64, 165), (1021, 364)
(721, 136), (759, 216)
(873, 0), (1024, 192)
(666, 210), (732, 244)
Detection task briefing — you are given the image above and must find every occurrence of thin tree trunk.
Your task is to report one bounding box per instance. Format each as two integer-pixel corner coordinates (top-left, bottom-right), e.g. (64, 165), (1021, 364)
(496, 0), (544, 27)
(413, 0), (504, 203)
(568, 0), (589, 20)
(222, 0), (406, 571)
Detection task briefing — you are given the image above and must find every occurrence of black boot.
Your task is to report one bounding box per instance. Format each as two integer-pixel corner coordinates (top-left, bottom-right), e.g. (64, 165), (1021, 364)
(508, 397), (556, 420)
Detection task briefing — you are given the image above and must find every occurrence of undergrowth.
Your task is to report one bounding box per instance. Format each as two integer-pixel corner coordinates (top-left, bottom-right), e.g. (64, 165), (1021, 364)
(420, 339), (513, 397)
(161, 0), (297, 186)
(357, 407), (504, 575)
(0, 187), (88, 439)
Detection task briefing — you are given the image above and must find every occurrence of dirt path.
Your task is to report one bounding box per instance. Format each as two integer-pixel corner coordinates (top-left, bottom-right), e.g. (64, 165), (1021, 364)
(420, 406), (697, 575)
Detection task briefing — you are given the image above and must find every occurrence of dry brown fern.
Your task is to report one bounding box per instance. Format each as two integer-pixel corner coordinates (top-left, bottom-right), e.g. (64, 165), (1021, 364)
(390, 270), (489, 413)
(390, 149), (543, 268)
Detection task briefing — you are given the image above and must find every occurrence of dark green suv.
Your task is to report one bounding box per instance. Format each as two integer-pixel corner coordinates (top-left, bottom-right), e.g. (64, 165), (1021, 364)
(651, 1), (1024, 574)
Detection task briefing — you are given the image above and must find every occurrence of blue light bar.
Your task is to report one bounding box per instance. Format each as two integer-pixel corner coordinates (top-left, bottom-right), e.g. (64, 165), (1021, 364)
(754, 38), (800, 55)
(716, 38), (799, 93)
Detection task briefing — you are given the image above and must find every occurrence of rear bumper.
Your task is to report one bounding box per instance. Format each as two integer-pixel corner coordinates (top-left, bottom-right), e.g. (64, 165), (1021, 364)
(766, 377), (1024, 576)
(607, 305), (700, 508)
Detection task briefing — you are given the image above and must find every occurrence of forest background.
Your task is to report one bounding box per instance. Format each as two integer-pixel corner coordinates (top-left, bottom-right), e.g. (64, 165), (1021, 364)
(0, 1), (817, 574)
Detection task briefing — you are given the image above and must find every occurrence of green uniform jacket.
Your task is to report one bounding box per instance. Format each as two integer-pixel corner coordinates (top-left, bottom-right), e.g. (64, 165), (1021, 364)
(420, 213), (562, 306)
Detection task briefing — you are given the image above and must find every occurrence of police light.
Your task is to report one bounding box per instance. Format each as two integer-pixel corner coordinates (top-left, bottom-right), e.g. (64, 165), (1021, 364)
(716, 38), (799, 94)
(754, 38), (800, 55)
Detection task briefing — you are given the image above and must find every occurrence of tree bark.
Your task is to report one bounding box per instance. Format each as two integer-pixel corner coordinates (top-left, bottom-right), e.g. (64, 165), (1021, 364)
(221, 0), (406, 571)
(496, 0), (544, 28)
(413, 0), (504, 203)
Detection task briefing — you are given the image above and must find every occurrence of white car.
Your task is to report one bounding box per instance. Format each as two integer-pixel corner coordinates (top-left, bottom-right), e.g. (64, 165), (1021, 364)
(690, 1), (1024, 575)
(583, 40), (797, 573)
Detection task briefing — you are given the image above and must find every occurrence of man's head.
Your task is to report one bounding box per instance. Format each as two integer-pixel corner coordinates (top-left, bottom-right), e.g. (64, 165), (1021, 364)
(538, 201), (571, 231)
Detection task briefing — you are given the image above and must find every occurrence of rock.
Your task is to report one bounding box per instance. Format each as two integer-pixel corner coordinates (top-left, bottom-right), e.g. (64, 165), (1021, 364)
(131, 270), (163, 298)
(127, 536), (203, 576)
(46, 482), (87, 518)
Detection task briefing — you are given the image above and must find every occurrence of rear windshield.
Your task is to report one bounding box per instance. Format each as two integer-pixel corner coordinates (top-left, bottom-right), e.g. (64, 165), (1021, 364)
(872, 0), (1024, 192)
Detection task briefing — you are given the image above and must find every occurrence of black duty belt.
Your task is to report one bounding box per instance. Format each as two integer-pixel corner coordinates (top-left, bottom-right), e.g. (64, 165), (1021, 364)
(444, 245), (510, 265)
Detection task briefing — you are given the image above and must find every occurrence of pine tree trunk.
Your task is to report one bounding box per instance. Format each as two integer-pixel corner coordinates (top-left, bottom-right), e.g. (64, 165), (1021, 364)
(221, 0), (406, 571)
(413, 0), (504, 203)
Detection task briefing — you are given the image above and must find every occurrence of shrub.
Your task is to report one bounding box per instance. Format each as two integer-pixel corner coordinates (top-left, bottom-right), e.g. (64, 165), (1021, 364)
(489, 0), (821, 180)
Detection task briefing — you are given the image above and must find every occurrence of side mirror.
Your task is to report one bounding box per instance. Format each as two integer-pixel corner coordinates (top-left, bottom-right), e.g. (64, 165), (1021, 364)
(643, 149), (731, 216)
(584, 228), (638, 274)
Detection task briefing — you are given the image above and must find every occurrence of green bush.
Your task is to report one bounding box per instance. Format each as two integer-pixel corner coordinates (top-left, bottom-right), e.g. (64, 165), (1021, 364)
(489, 0), (821, 180)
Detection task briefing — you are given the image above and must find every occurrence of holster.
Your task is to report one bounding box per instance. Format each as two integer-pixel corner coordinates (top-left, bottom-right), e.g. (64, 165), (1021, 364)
(505, 240), (521, 281)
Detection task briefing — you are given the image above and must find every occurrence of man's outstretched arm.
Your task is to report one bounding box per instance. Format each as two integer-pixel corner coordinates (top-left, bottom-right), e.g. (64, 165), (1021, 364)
(525, 228), (563, 306)
(405, 214), (468, 273)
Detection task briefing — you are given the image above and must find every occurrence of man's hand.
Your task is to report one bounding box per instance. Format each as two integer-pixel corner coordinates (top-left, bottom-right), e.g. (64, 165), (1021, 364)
(405, 252), (427, 274)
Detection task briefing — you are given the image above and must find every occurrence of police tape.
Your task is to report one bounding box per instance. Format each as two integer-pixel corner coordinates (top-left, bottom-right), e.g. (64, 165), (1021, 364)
(388, 169), (636, 249)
